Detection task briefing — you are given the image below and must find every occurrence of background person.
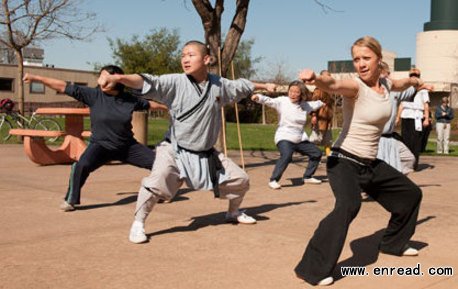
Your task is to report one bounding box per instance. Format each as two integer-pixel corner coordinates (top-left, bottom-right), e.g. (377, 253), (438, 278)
(397, 68), (430, 170)
(251, 80), (324, 190)
(435, 96), (454, 154)
(310, 70), (334, 156)
(421, 110), (433, 152)
(23, 65), (167, 212)
(377, 62), (418, 175)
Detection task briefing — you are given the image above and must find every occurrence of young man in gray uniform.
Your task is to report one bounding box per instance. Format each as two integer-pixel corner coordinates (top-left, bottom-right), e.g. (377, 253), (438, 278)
(99, 40), (277, 243)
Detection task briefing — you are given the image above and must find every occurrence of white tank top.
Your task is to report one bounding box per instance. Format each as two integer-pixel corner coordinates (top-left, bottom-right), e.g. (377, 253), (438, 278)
(333, 77), (392, 160)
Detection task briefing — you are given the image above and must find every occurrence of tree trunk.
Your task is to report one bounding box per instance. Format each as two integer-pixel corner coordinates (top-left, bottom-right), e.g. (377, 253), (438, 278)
(220, 0), (249, 76)
(14, 49), (25, 115)
(192, 0), (251, 152)
(192, 0), (223, 75)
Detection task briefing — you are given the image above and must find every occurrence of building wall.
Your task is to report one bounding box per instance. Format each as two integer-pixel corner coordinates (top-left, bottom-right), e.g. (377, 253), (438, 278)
(0, 64), (97, 105)
(416, 30), (458, 89)
(416, 30), (458, 108)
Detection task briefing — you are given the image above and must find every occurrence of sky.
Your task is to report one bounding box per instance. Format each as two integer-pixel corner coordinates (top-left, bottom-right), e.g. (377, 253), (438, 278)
(42, 0), (431, 79)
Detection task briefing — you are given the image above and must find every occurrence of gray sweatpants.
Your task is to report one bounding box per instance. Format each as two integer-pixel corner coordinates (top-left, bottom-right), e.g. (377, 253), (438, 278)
(134, 141), (250, 222)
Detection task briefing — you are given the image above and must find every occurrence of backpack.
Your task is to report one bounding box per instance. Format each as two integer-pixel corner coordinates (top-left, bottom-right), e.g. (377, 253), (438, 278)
(0, 98), (14, 111)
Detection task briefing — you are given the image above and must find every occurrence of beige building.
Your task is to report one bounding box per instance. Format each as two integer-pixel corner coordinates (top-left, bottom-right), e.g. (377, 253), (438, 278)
(328, 0), (458, 109)
(0, 64), (97, 112)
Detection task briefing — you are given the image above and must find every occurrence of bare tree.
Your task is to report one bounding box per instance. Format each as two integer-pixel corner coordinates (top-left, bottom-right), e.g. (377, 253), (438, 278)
(192, 0), (249, 77)
(191, 0), (339, 77)
(190, 0), (337, 150)
(0, 0), (102, 114)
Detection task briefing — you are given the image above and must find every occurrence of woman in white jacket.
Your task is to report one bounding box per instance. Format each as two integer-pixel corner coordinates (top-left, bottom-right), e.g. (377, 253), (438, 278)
(252, 80), (324, 189)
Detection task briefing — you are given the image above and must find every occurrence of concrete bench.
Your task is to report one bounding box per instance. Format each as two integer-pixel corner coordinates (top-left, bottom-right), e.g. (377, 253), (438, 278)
(9, 129), (77, 165)
(9, 128), (66, 138)
(81, 130), (92, 138)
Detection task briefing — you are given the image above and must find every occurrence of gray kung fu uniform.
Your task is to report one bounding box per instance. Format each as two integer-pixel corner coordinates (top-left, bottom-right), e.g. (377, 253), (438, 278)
(377, 87), (416, 174)
(135, 73), (255, 214)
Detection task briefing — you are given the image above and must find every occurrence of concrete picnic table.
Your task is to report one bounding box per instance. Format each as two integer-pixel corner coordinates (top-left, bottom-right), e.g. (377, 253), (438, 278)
(10, 107), (90, 165)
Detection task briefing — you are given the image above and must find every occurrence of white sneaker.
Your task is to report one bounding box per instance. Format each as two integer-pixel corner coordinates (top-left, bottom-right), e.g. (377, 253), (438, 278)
(303, 177), (322, 184)
(402, 247), (419, 256)
(225, 211), (257, 224)
(158, 198), (172, 204)
(317, 276), (334, 286)
(129, 221), (147, 244)
(268, 180), (281, 189)
(60, 201), (75, 212)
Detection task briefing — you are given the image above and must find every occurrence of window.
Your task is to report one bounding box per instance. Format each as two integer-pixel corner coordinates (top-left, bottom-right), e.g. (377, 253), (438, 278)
(0, 78), (14, 92)
(30, 81), (45, 94)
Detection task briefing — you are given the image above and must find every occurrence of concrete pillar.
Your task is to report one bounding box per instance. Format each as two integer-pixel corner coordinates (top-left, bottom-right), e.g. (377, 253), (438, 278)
(416, 30), (458, 84)
(132, 111), (148, 145)
(424, 0), (458, 31)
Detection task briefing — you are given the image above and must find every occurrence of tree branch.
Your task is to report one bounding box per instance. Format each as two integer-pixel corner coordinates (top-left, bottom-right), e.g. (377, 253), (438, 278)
(221, 0), (249, 75)
(313, 0), (343, 14)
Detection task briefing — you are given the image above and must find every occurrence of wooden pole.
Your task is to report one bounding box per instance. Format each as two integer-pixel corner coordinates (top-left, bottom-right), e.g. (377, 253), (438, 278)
(218, 47), (227, 156)
(231, 62), (245, 170)
(262, 104), (266, 125)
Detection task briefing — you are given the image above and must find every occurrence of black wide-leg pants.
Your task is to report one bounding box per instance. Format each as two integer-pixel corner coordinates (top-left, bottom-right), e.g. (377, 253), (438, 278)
(294, 156), (422, 285)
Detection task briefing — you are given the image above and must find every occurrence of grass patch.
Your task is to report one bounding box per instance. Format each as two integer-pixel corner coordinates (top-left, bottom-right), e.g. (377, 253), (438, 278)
(226, 122), (277, 151)
(3, 116), (458, 156)
(147, 119), (279, 150)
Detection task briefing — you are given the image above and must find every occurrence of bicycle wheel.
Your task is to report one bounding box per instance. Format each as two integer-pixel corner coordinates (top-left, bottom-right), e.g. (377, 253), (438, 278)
(0, 117), (13, 143)
(34, 118), (62, 143)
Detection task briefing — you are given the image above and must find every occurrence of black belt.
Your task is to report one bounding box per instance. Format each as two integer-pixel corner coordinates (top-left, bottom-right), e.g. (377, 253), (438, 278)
(165, 138), (222, 198)
(330, 148), (376, 166)
(381, 132), (403, 142)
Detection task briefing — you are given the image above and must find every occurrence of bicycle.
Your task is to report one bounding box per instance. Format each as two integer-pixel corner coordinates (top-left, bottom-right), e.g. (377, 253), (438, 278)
(0, 98), (62, 143)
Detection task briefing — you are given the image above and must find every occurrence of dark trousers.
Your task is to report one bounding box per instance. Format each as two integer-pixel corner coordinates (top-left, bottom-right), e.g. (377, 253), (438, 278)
(421, 123), (432, 152)
(294, 156), (422, 285)
(401, 118), (423, 170)
(270, 140), (322, 181)
(65, 142), (155, 205)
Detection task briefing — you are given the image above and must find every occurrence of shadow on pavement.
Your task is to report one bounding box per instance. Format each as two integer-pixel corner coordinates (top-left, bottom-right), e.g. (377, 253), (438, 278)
(77, 192), (138, 211)
(418, 183), (441, 188)
(147, 201), (316, 238)
(76, 188), (195, 211)
(416, 163), (435, 171)
(333, 215), (435, 281)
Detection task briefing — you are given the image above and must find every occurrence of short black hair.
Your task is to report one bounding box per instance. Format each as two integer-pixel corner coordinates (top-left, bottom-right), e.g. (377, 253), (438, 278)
(99, 65), (124, 75)
(99, 65), (125, 92)
(183, 40), (210, 56)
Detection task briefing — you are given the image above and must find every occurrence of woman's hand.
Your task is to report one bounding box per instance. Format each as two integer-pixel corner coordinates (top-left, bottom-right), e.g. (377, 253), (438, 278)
(299, 69), (316, 83)
(265, 83), (277, 92)
(97, 73), (118, 92)
(23, 73), (36, 83)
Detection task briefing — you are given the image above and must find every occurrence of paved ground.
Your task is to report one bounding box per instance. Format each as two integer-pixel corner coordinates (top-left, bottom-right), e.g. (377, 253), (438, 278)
(0, 144), (457, 289)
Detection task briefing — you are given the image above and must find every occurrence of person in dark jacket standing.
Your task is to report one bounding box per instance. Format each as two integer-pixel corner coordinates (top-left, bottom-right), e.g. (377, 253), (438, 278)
(435, 96), (454, 154)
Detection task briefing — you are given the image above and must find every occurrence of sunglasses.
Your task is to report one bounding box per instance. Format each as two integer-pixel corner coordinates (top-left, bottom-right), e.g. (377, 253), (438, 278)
(409, 73), (420, 78)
